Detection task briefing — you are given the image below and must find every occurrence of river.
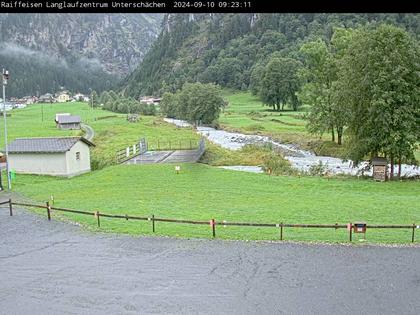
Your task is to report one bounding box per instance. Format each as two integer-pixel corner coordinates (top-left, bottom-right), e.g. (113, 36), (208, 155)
(164, 118), (420, 177)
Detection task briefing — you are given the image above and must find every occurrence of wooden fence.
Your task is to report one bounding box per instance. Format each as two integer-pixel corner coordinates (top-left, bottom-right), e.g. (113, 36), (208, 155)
(1, 199), (418, 243)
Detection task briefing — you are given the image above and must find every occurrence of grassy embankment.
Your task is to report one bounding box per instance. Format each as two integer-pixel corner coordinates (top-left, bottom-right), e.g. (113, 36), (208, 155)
(12, 163), (420, 243)
(220, 91), (348, 158)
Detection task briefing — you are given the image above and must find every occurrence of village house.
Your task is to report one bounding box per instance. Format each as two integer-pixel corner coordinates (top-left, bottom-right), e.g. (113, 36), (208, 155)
(56, 114), (81, 130)
(140, 96), (161, 105)
(6, 137), (95, 177)
(56, 91), (71, 103)
(73, 93), (90, 102)
(38, 93), (54, 103)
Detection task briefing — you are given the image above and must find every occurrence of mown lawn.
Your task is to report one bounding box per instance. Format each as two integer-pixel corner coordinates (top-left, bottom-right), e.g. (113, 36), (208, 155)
(11, 163), (420, 243)
(220, 92), (309, 138)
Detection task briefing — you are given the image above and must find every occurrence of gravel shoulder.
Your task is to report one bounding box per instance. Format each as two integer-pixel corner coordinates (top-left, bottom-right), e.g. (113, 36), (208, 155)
(1, 206), (419, 314)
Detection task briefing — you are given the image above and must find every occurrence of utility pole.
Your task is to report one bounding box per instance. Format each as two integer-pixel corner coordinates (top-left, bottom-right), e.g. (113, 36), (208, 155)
(2, 69), (11, 190)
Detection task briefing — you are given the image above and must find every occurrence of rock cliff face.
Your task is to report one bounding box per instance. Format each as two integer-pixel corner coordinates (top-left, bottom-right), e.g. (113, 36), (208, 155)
(0, 14), (162, 96)
(0, 14), (162, 76)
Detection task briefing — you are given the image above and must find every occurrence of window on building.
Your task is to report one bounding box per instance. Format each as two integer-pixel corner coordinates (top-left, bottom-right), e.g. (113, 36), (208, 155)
(76, 152), (81, 160)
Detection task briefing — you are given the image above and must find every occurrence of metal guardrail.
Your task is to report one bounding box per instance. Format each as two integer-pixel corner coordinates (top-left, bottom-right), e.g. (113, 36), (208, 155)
(116, 138), (205, 164)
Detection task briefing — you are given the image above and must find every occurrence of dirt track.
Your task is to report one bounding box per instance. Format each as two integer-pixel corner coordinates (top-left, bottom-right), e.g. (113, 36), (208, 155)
(1, 207), (419, 314)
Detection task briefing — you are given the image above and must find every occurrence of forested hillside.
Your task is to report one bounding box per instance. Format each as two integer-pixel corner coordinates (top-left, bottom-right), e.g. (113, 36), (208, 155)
(120, 13), (419, 98)
(0, 14), (162, 97)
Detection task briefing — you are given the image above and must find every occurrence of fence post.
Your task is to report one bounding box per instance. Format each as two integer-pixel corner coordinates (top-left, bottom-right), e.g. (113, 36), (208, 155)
(9, 198), (12, 216)
(210, 219), (216, 238)
(280, 223), (283, 240)
(412, 223), (416, 243)
(95, 211), (100, 227)
(46, 201), (51, 221)
(349, 223), (352, 242)
(152, 214), (155, 233)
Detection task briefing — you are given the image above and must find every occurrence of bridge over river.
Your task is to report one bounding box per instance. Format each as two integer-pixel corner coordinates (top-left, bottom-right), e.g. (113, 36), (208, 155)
(117, 138), (206, 165)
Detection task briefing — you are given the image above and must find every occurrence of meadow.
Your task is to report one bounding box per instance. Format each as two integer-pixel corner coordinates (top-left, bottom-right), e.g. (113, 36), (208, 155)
(221, 91), (420, 160)
(12, 163), (420, 243)
(2, 101), (419, 244)
(0, 102), (200, 167)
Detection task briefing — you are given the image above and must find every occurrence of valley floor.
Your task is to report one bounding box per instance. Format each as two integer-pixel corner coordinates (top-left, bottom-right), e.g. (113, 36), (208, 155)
(10, 163), (420, 243)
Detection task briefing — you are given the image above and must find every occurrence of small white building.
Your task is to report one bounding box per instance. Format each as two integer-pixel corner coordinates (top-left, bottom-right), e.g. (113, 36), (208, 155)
(7, 137), (95, 177)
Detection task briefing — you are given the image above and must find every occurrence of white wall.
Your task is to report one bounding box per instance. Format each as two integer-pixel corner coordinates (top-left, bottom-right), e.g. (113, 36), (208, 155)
(9, 153), (68, 176)
(65, 141), (91, 176)
(9, 140), (92, 177)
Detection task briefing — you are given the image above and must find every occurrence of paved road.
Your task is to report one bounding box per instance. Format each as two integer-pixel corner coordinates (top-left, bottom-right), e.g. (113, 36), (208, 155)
(1, 207), (419, 314)
(81, 123), (94, 141)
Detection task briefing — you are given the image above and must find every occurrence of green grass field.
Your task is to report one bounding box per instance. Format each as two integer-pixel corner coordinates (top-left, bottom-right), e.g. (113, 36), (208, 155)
(12, 163), (420, 243)
(0, 102), (199, 167)
(221, 91), (420, 159)
(221, 92), (308, 139)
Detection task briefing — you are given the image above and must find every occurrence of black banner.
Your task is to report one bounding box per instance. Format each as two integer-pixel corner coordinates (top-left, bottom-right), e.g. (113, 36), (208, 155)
(0, 0), (418, 13)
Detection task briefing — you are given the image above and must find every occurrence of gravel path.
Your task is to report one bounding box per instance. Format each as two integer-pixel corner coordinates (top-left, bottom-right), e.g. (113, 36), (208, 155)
(81, 123), (94, 141)
(1, 207), (419, 314)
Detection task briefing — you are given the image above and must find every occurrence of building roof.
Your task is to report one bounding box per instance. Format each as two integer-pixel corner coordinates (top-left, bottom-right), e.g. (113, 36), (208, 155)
(6, 137), (95, 154)
(372, 157), (387, 166)
(57, 115), (81, 124)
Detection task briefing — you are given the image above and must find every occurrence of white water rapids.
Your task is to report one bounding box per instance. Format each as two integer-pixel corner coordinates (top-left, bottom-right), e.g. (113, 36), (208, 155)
(164, 118), (420, 177)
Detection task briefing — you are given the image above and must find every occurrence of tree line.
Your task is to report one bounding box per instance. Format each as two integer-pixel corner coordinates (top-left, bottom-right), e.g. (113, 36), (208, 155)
(95, 90), (157, 116)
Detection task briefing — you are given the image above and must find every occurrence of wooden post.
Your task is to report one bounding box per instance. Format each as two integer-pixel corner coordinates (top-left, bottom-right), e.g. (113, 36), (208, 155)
(9, 198), (12, 216)
(211, 219), (216, 238)
(280, 223), (283, 241)
(412, 223), (416, 243)
(349, 223), (352, 242)
(152, 214), (155, 233)
(46, 201), (51, 221)
(96, 211), (100, 227)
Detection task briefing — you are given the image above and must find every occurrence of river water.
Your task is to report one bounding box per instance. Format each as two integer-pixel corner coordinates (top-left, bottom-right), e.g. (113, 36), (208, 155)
(164, 118), (420, 177)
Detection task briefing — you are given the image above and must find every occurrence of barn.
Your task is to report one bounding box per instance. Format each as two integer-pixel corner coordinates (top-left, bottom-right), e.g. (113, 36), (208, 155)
(56, 115), (81, 130)
(6, 137), (95, 177)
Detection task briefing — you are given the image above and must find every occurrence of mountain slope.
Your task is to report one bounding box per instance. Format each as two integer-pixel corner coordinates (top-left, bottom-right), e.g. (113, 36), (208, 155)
(0, 14), (162, 97)
(120, 13), (420, 98)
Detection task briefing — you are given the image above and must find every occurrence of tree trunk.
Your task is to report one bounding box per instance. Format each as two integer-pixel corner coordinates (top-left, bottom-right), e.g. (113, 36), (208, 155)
(331, 125), (335, 142)
(390, 154), (394, 180)
(281, 102), (285, 111)
(398, 158), (402, 179)
(337, 126), (343, 145)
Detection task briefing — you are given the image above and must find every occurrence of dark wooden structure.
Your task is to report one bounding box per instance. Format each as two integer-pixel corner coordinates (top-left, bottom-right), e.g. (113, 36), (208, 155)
(372, 157), (387, 181)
